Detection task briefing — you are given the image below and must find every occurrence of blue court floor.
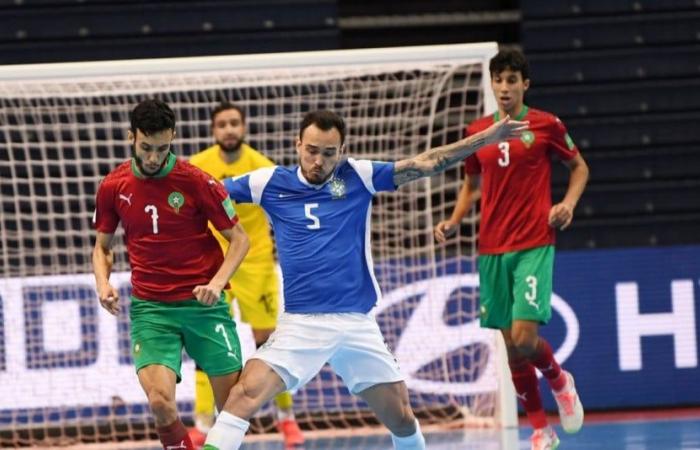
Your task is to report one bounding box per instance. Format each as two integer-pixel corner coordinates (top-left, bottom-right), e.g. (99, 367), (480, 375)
(125, 416), (700, 449)
(236, 417), (700, 450)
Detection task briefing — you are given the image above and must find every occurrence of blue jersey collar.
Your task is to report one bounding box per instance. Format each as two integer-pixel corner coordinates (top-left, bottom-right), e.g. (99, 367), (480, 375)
(296, 159), (347, 189)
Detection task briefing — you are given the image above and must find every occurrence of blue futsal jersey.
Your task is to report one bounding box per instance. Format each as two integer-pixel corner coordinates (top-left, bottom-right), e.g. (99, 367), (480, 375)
(224, 158), (396, 314)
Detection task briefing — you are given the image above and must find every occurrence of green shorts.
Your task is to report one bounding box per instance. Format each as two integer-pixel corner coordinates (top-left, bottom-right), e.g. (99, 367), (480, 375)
(129, 295), (242, 382)
(477, 245), (554, 329)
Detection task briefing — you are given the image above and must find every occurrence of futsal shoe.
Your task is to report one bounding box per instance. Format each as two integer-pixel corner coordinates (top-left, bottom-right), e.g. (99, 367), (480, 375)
(277, 418), (305, 448)
(187, 426), (207, 450)
(530, 426), (560, 450)
(553, 370), (584, 433)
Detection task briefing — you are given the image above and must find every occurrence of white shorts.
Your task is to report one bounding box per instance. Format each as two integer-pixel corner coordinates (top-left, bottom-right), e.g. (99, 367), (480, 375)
(252, 311), (404, 394)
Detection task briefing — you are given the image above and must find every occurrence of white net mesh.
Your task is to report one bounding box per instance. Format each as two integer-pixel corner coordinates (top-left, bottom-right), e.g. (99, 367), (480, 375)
(0, 44), (502, 446)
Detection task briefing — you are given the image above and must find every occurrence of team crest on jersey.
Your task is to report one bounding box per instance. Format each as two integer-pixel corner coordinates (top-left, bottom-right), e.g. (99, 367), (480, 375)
(167, 191), (185, 213)
(520, 130), (535, 148)
(329, 177), (346, 199)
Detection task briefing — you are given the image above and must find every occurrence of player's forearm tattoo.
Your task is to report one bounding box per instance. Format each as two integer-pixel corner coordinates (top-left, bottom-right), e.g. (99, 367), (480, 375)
(393, 134), (488, 185)
(393, 161), (423, 185)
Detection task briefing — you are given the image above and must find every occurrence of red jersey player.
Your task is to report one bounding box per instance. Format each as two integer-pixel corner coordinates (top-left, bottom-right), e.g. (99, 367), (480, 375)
(92, 99), (250, 450)
(435, 49), (589, 450)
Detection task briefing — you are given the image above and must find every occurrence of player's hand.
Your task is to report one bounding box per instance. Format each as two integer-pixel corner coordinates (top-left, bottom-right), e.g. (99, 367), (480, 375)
(549, 202), (574, 230)
(193, 284), (222, 306)
(485, 115), (529, 144)
(97, 284), (120, 315)
(434, 220), (458, 243)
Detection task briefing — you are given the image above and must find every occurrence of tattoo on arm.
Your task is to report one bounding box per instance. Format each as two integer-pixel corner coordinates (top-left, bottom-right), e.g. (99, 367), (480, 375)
(393, 135), (488, 186)
(393, 162), (424, 185)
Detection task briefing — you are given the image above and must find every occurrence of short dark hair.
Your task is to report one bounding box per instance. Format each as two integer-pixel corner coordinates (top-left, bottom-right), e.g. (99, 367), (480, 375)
(129, 99), (175, 135)
(210, 101), (246, 125)
(299, 110), (346, 145)
(489, 49), (530, 81)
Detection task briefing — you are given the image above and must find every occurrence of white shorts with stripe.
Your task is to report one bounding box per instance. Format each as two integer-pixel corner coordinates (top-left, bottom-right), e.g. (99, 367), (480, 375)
(253, 311), (404, 394)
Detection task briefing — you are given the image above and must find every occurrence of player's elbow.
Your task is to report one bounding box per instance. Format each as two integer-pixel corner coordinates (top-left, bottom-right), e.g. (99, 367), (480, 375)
(92, 242), (111, 262)
(579, 158), (590, 182)
(242, 235), (250, 256)
(568, 154), (589, 178)
(236, 229), (250, 256)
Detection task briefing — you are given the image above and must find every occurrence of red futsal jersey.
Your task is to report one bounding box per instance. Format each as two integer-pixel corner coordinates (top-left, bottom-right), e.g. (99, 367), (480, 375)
(93, 153), (239, 301)
(465, 106), (579, 254)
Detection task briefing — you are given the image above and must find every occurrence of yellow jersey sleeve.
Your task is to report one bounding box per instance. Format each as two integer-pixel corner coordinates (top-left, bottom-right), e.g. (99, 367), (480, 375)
(190, 144), (275, 265)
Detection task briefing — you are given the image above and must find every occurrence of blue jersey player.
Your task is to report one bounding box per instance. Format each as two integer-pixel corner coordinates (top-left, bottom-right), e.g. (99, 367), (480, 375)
(203, 110), (527, 450)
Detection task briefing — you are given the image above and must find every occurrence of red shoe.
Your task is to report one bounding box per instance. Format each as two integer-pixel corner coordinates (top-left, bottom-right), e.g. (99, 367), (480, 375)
(277, 418), (305, 448)
(187, 427), (207, 450)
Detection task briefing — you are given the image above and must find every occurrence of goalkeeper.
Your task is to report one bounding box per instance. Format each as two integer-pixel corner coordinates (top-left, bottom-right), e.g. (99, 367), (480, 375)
(189, 102), (304, 448)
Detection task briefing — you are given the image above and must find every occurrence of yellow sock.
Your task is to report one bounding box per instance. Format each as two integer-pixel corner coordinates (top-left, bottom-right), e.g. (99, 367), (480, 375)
(194, 369), (215, 431)
(274, 391), (294, 412)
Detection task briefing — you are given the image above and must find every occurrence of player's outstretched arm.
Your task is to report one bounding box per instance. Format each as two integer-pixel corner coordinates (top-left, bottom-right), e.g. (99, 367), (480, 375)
(393, 116), (528, 186)
(193, 223), (250, 305)
(92, 231), (120, 315)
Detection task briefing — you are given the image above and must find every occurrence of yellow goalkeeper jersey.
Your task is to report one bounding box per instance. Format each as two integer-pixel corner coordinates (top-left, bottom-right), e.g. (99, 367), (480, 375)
(190, 143), (275, 265)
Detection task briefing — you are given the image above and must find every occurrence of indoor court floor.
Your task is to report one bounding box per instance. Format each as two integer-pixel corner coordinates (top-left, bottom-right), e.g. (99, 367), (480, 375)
(97, 414), (700, 450)
(240, 417), (700, 450)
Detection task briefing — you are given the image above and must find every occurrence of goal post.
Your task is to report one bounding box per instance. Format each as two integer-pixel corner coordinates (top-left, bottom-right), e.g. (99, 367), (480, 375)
(0, 42), (516, 446)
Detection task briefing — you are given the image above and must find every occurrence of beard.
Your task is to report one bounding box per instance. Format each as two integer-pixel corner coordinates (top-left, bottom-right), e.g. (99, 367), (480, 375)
(302, 156), (344, 185)
(302, 166), (334, 185)
(217, 138), (243, 154)
(132, 146), (167, 177)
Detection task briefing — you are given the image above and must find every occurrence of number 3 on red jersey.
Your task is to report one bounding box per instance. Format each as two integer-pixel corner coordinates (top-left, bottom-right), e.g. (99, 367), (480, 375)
(497, 142), (510, 167)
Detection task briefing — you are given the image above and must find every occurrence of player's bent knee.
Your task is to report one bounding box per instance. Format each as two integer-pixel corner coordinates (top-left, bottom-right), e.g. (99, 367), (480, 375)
(146, 389), (176, 418)
(514, 345), (534, 358)
(511, 333), (538, 357)
(225, 377), (267, 416)
(232, 379), (252, 400)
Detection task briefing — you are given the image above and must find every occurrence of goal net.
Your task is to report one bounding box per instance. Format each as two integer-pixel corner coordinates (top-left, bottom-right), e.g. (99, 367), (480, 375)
(0, 43), (514, 446)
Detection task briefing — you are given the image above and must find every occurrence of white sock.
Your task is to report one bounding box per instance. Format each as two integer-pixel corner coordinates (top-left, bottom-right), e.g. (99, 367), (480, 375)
(391, 419), (426, 450)
(203, 411), (249, 450)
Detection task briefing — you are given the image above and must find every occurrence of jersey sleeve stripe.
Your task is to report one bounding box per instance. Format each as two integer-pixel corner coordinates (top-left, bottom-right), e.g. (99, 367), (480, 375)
(347, 158), (376, 194)
(248, 166), (277, 204)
